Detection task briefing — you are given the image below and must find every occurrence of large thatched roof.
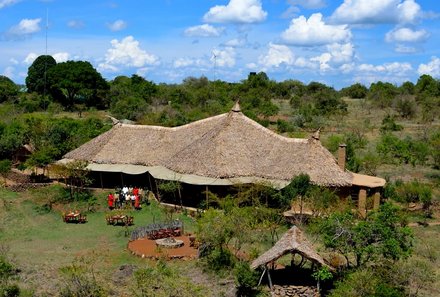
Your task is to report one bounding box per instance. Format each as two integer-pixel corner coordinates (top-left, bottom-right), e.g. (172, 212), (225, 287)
(63, 104), (353, 187)
(251, 226), (331, 270)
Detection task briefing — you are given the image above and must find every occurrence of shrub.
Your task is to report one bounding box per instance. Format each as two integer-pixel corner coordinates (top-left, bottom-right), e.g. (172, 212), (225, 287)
(380, 115), (403, 133)
(58, 258), (106, 297)
(234, 261), (260, 296)
(206, 247), (236, 272)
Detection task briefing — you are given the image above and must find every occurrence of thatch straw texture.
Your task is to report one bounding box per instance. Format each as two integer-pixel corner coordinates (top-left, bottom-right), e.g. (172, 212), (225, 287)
(64, 106), (352, 187)
(251, 226), (331, 270)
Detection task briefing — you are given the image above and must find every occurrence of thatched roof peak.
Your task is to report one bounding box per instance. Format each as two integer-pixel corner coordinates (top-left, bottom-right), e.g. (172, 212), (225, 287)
(231, 100), (241, 112)
(251, 226), (333, 270)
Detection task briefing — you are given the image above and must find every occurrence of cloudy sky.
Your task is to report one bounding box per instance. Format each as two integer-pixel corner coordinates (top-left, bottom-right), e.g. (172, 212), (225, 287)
(0, 0), (439, 89)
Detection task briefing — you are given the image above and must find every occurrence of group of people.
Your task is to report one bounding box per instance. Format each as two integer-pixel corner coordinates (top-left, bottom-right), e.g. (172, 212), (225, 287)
(107, 186), (144, 210)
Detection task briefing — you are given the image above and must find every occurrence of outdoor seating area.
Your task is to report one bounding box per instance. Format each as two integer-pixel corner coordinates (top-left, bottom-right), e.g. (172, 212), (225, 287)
(105, 214), (134, 226)
(62, 211), (87, 224)
(130, 220), (183, 241)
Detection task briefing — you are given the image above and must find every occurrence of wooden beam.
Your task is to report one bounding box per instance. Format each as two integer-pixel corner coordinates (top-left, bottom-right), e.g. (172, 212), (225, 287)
(373, 190), (381, 210)
(267, 267), (273, 291)
(358, 188), (367, 218)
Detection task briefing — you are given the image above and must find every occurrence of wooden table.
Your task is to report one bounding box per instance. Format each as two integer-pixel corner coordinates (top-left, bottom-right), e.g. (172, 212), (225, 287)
(63, 213), (87, 223)
(106, 215), (134, 226)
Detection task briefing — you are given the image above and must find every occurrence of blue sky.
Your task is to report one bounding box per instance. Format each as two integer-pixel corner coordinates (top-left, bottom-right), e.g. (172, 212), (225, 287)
(0, 0), (439, 89)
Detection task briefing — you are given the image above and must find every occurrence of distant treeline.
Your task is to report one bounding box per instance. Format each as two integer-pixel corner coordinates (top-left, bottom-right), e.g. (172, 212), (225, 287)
(0, 55), (439, 170)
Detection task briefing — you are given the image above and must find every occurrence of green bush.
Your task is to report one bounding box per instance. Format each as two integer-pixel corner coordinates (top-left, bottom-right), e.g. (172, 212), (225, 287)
(59, 259), (106, 297)
(206, 247), (236, 272)
(380, 115), (403, 132)
(234, 261), (260, 296)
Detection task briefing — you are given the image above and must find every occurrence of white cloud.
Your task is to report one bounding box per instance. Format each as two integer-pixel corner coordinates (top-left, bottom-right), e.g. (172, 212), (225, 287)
(98, 36), (159, 73)
(246, 62), (258, 69)
(354, 61), (413, 85)
(418, 57), (440, 77)
(23, 52), (38, 65)
(281, 13), (351, 46)
(258, 43), (294, 68)
(52, 52), (70, 63)
(9, 58), (18, 65)
(67, 20), (85, 29)
(310, 53), (332, 71)
(358, 62), (412, 74)
(395, 44), (417, 53)
(173, 57), (207, 68)
(3, 66), (15, 78)
(294, 57), (316, 69)
(326, 42), (354, 64)
(0, 0), (20, 9)
(340, 63), (355, 73)
(184, 24), (225, 37)
(222, 37), (247, 47)
(331, 0), (421, 25)
(212, 47), (236, 67)
(385, 27), (429, 43)
(203, 0), (267, 24)
(107, 19), (127, 32)
(6, 18), (41, 38)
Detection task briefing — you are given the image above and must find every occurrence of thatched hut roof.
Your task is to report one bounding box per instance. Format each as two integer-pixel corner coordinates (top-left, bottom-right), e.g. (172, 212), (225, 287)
(63, 104), (353, 187)
(251, 226), (331, 270)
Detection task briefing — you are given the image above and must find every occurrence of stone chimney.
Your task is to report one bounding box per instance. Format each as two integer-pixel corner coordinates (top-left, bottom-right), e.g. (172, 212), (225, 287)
(338, 144), (346, 170)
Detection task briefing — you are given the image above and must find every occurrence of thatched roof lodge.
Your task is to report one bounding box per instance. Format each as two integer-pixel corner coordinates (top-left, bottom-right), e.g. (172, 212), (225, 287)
(60, 102), (385, 214)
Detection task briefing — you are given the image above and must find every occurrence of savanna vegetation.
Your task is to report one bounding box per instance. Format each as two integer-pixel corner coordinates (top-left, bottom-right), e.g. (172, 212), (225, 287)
(0, 55), (439, 296)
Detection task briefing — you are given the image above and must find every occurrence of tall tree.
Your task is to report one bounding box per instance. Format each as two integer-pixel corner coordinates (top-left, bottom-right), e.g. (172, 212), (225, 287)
(47, 60), (108, 108)
(25, 55), (57, 95)
(0, 75), (19, 103)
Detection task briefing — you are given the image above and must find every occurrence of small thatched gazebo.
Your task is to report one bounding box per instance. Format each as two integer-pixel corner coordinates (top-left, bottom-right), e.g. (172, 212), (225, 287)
(251, 226), (332, 289)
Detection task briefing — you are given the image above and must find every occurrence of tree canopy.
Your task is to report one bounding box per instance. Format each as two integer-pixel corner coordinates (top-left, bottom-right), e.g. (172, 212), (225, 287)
(47, 60), (108, 108)
(25, 55), (57, 95)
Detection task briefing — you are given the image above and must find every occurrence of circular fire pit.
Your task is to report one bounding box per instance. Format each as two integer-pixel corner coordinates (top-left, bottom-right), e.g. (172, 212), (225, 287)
(155, 237), (184, 249)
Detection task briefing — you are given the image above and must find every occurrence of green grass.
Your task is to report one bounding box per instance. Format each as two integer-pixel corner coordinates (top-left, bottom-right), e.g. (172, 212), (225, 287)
(0, 187), (201, 295)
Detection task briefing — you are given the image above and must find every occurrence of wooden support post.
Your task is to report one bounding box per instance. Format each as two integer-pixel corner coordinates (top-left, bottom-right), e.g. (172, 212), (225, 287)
(100, 172), (103, 189)
(267, 266), (273, 291)
(257, 268), (266, 286)
(373, 190), (381, 210)
(147, 173), (153, 191)
(358, 188), (367, 218)
(205, 185), (209, 209)
(120, 172), (124, 186)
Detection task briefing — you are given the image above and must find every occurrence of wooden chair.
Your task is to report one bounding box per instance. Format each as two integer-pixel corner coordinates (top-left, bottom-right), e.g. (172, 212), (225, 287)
(78, 215), (87, 223)
(125, 216), (134, 226)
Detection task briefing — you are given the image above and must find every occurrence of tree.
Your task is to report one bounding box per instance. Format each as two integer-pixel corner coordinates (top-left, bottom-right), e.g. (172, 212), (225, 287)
(47, 60), (108, 108)
(368, 81), (398, 108)
(0, 159), (12, 185)
(0, 75), (19, 103)
(340, 83), (368, 99)
(415, 74), (440, 99)
(395, 95), (416, 119)
(399, 81), (415, 95)
(25, 55), (57, 95)
(317, 203), (413, 268)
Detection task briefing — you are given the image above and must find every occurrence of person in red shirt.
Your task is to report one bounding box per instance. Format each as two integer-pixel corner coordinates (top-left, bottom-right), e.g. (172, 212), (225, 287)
(133, 187), (139, 196)
(134, 194), (140, 210)
(108, 193), (114, 210)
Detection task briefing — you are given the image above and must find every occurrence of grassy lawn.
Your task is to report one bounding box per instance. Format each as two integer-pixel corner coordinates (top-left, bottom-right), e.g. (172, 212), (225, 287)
(0, 187), (204, 296)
